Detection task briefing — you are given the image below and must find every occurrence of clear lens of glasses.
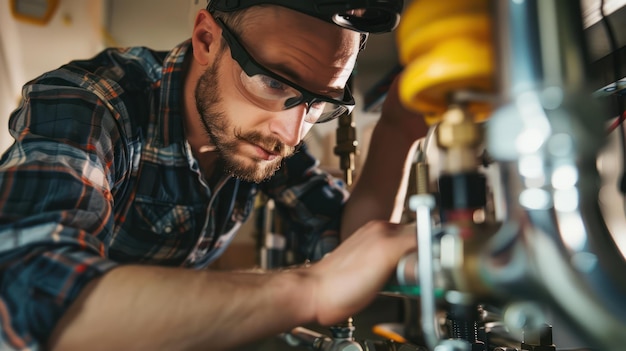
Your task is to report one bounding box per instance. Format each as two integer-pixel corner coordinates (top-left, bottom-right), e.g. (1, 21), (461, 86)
(239, 71), (352, 123)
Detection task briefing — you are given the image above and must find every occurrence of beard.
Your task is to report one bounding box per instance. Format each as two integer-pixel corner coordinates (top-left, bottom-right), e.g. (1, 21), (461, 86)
(194, 56), (295, 183)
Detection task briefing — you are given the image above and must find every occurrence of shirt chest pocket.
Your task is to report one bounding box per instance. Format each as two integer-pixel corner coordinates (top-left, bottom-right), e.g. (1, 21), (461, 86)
(132, 195), (195, 238)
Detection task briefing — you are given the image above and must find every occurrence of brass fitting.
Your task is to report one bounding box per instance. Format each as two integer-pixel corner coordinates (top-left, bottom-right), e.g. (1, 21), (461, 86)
(334, 109), (358, 187)
(437, 105), (483, 173)
(437, 105), (482, 149)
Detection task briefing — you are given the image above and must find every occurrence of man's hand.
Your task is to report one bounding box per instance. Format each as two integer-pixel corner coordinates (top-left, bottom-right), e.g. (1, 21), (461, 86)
(308, 220), (416, 325)
(378, 74), (429, 141)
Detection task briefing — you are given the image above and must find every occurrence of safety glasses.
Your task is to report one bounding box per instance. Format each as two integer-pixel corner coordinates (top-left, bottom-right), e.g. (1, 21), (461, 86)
(216, 17), (356, 123)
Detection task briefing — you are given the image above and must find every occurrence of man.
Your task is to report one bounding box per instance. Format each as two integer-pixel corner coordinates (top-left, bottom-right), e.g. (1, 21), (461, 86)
(0, 1), (427, 350)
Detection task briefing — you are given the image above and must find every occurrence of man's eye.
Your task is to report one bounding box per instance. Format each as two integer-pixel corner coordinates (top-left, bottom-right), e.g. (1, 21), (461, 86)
(260, 75), (287, 91)
(309, 101), (326, 110)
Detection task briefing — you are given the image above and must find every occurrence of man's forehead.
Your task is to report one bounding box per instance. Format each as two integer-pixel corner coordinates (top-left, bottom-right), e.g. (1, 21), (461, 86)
(240, 5), (360, 44)
(239, 7), (361, 57)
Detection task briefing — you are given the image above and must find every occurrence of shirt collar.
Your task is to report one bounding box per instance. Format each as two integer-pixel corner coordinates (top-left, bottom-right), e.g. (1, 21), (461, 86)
(154, 40), (191, 147)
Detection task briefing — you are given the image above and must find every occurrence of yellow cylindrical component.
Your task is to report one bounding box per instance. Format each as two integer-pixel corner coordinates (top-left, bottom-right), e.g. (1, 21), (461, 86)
(397, 0), (495, 125)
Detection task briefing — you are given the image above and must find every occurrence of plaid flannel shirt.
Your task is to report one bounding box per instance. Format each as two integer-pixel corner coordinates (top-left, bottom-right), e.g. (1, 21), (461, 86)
(0, 40), (348, 350)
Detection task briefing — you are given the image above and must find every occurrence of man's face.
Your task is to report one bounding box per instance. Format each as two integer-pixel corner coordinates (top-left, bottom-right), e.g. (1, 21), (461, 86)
(194, 6), (360, 183)
(194, 56), (292, 182)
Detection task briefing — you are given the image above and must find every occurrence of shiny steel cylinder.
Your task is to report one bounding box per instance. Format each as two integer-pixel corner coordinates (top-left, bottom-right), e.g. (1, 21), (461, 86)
(485, 1), (626, 350)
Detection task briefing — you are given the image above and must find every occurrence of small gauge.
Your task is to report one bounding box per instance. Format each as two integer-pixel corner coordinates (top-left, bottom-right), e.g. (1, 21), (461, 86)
(10, 0), (59, 25)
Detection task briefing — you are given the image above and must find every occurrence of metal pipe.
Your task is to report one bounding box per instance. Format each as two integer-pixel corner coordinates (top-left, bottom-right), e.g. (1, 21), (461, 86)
(409, 193), (440, 350)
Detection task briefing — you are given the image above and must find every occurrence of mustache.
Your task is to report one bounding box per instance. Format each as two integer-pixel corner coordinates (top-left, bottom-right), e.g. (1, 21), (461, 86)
(235, 129), (295, 158)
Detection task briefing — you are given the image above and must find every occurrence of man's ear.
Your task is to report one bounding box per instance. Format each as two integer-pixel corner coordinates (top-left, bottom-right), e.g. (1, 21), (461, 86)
(191, 9), (221, 66)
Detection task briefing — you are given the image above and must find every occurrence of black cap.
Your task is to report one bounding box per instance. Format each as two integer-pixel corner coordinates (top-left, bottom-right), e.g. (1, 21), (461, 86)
(207, 0), (403, 33)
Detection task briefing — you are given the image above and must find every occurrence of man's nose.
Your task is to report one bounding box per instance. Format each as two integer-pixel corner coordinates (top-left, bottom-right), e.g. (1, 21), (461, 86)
(268, 104), (308, 147)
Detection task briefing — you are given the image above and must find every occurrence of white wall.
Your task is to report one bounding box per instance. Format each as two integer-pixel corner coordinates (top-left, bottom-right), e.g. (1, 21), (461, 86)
(106, 0), (203, 50)
(0, 0), (106, 153)
(0, 32), (14, 154)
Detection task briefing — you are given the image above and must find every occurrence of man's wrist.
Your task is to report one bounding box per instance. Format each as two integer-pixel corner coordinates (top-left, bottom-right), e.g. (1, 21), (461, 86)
(276, 267), (319, 325)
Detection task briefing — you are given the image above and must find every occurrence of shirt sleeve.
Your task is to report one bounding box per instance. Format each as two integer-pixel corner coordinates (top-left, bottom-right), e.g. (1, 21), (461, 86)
(0, 77), (126, 349)
(260, 143), (350, 262)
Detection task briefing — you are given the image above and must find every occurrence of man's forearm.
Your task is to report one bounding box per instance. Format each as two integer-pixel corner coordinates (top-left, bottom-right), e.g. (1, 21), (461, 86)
(45, 205), (419, 351)
(47, 265), (315, 351)
(341, 74), (428, 241)
(341, 120), (420, 240)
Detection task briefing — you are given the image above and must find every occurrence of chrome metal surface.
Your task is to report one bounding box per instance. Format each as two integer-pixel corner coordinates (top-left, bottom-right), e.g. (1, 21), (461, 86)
(485, 1), (626, 349)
